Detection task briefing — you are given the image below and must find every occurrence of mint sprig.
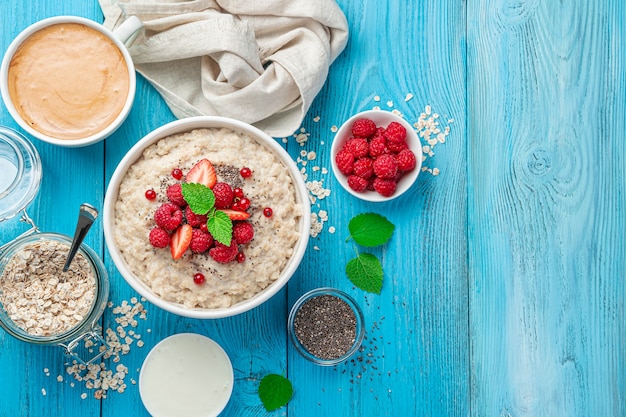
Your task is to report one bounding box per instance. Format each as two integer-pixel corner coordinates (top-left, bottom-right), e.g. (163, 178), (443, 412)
(258, 374), (293, 411)
(181, 182), (215, 215)
(207, 208), (233, 246)
(347, 213), (395, 247)
(346, 253), (383, 294)
(345, 212), (395, 294)
(181, 182), (233, 245)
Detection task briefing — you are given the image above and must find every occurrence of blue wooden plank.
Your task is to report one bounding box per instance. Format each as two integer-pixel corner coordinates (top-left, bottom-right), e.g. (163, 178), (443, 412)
(0, 2), (108, 417)
(285, 0), (469, 416)
(467, 0), (626, 415)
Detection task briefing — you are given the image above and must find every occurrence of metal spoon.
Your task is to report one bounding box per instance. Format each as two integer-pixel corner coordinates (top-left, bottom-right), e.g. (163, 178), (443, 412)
(63, 203), (98, 272)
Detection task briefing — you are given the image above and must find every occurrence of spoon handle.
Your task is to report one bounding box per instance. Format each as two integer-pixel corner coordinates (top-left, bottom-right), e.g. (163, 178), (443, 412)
(63, 203), (98, 272)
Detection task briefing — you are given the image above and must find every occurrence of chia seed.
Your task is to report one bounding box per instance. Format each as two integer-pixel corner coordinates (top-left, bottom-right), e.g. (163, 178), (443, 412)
(293, 294), (357, 360)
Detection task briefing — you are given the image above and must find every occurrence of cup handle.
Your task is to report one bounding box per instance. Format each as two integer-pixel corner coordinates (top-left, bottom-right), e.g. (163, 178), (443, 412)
(112, 15), (143, 46)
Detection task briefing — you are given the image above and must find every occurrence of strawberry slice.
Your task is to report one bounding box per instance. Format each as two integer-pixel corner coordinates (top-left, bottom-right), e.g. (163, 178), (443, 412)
(170, 224), (193, 260)
(220, 209), (250, 221)
(186, 158), (217, 189)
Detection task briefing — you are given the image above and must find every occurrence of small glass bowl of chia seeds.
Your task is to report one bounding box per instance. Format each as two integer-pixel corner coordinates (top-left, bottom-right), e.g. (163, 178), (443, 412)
(288, 287), (364, 366)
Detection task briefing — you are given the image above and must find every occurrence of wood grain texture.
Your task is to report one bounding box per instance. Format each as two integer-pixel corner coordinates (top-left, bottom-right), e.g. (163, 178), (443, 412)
(286, 0), (468, 416)
(0, 3), (107, 417)
(467, 0), (625, 415)
(1, 0), (624, 416)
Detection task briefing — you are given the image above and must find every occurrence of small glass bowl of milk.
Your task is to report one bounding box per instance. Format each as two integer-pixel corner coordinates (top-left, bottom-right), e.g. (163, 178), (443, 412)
(139, 333), (234, 417)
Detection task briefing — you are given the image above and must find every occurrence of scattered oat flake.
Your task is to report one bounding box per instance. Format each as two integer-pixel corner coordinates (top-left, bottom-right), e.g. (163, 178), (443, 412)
(374, 95), (381, 102)
(386, 101), (394, 107)
(404, 93), (413, 102)
(331, 126), (338, 133)
(372, 105), (381, 110)
(328, 226), (336, 234)
(42, 388), (46, 396)
(313, 116), (320, 122)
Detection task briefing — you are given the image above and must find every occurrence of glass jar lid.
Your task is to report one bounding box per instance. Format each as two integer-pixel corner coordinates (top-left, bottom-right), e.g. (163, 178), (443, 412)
(0, 126), (42, 222)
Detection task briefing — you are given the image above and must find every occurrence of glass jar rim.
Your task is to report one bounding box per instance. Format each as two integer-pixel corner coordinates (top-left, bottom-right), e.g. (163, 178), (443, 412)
(0, 126), (42, 222)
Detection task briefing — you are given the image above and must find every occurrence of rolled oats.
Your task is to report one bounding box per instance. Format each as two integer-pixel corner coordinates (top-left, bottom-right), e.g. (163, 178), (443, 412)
(0, 240), (96, 336)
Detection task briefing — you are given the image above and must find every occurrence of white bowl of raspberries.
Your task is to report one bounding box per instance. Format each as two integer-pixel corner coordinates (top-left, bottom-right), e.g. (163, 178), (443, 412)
(331, 110), (421, 202)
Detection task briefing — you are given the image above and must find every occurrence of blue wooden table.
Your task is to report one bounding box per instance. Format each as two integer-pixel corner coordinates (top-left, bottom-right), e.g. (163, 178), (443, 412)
(1, 1), (624, 416)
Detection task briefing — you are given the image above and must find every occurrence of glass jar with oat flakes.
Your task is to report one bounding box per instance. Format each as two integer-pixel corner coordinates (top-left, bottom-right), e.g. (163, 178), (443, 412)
(0, 126), (109, 364)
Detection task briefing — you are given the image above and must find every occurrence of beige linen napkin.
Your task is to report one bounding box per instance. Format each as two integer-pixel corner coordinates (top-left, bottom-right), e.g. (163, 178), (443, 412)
(99, 0), (349, 137)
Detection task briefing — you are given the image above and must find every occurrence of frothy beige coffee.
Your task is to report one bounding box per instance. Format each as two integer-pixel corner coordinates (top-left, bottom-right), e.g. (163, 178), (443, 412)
(7, 23), (130, 140)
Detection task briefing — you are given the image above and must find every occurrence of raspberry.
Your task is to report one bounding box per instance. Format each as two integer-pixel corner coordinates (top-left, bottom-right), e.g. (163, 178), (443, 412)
(184, 206), (207, 227)
(166, 183), (186, 207)
(232, 222), (254, 245)
(352, 157), (374, 179)
(384, 122), (407, 142)
(335, 149), (355, 175)
(369, 135), (388, 157)
(351, 118), (377, 138)
(154, 203), (183, 231)
(387, 139), (408, 153)
(149, 227), (170, 248)
(347, 175), (369, 192)
(212, 182), (234, 209)
(209, 239), (238, 263)
(373, 154), (398, 179)
(396, 149), (417, 172)
(190, 229), (213, 253)
(373, 177), (397, 197)
(344, 137), (369, 158)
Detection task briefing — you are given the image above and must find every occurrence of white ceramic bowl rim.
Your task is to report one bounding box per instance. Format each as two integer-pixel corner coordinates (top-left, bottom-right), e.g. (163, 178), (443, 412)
(330, 109), (422, 202)
(103, 116), (311, 319)
(0, 16), (137, 148)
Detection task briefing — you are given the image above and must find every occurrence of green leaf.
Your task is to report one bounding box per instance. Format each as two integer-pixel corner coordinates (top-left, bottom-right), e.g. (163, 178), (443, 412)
(346, 253), (383, 294)
(258, 374), (293, 412)
(181, 182), (215, 215)
(347, 213), (395, 247)
(207, 209), (233, 246)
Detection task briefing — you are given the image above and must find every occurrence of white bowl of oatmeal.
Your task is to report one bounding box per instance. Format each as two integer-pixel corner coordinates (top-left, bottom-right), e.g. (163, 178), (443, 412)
(103, 116), (310, 319)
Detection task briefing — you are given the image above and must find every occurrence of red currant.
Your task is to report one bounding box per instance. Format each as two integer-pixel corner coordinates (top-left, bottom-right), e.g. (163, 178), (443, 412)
(240, 167), (252, 178)
(236, 252), (246, 263)
(193, 273), (205, 285)
(199, 223), (208, 233)
(263, 207), (273, 217)
(231, 201), (242, 211)
(145, 189), (157, 200)
(172, 168), (183, 180)
(238, 197), (250, 210)
(233, 187), (244, 199)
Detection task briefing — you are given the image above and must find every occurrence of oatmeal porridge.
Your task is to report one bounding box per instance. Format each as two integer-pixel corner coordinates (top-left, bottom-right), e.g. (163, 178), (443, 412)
(0, 239), (97, 336)
(113, 128), (303, 309)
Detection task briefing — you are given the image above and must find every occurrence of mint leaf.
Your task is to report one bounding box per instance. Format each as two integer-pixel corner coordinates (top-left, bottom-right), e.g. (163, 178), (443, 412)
(346, 253), (383, 294)
(181, 183), (215, 215)
(207, 209), (233, 246)
(347, 213), (395, 247)
(258, 374), (293, 411)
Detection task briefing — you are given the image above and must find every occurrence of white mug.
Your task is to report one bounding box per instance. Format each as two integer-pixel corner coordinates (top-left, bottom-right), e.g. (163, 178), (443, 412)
(0, 16), (142, 147)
